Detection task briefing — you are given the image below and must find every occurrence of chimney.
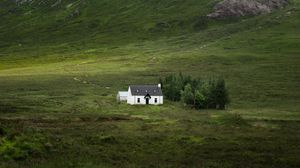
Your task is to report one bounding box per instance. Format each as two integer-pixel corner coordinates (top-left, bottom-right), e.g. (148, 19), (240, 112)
(158, 83), (161, 88)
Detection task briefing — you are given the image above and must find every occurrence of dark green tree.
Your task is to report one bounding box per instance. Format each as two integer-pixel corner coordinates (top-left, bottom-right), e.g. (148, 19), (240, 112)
(215, 78), (230, 109)
(181, 84), (194, 106)
(162, 73), (187, 101)
(161, 73), (230, 110)
(195, 82), (209, 109)
(207, 79), (217, 109)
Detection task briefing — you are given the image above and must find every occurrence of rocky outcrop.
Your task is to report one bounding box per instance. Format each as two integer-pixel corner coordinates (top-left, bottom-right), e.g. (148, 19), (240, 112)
(208, 0), (288, 19)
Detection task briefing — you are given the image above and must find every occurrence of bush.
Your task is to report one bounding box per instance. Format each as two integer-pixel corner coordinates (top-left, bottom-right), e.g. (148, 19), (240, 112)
(0, 138), (28, 160)
(0, 132), (45, 161)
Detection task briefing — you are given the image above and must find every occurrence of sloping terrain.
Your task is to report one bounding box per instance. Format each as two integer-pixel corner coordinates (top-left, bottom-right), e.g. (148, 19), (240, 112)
(208, 0), (289, 18)
(0, 0), (299, 167)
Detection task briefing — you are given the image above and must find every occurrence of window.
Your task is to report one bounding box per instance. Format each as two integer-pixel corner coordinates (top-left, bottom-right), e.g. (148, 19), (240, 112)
(155, 98), (158, 103)
(137, 98), (140, 103)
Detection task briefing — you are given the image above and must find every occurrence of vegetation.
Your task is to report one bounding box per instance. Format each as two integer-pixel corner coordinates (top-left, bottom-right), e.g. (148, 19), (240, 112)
(161, 73), (230, 109)
(0, 0), (299, 167)
(0, 126), (45, 161)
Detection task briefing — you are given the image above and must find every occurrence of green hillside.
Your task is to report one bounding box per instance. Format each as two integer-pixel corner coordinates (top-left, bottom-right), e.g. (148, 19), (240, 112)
(0, 0), (300, 167)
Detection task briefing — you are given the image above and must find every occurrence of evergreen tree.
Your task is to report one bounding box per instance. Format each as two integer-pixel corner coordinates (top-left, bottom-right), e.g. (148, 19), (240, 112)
(161, 73), (230, 110)
(207, 79), (217, 109)
(163, 73), (186, 101)
(196, 82), (209, 109)
(215, 78), (230, 109)
(181, 84), (194, 106)
(194, 90), (206, 109)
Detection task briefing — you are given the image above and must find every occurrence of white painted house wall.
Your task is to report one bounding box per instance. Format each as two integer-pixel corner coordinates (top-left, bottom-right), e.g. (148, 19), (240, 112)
(127, 87), (135, 104)
(127, 87), (163, 105)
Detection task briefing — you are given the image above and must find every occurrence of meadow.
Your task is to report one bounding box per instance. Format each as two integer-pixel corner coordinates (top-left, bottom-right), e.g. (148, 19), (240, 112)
(0, 0), (300, 167)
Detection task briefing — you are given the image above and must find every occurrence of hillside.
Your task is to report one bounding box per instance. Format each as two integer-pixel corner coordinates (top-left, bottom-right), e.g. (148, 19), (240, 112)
(0, 0), (300, 167)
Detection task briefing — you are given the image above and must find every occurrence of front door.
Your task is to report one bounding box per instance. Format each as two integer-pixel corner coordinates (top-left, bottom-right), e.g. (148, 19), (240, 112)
(144, 94), (151, 105)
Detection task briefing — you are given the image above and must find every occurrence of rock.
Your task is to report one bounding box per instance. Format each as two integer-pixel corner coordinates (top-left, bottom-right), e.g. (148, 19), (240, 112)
(208, 0), (289, 19)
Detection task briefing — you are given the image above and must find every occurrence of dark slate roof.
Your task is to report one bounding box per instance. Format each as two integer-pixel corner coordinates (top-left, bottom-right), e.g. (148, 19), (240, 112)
(129, 85), (163, 96)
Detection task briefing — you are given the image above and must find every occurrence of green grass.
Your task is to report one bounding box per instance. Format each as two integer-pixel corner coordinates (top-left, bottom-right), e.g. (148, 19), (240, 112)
(0, 0), (300, 167)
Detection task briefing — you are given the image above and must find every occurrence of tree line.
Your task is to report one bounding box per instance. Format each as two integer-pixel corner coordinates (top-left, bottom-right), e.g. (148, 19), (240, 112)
(159, 73), (230, 110)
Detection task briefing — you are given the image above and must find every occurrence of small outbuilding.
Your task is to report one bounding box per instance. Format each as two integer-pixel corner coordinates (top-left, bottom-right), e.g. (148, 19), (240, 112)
(116, 91), (128, 102)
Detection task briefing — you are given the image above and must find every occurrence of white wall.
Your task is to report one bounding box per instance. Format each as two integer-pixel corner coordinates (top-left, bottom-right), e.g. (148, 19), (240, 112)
(149, 96), (163, 105)
(126, 87), (163, 105)
(119, 96), (127, 101)
(127, 87), (135, 104)
(117, 92), (128, 102)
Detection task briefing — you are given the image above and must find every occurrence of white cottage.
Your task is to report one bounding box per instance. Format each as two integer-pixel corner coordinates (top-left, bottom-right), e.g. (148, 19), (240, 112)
(117, 84), (163, 105)
(127, 84), (163, 105)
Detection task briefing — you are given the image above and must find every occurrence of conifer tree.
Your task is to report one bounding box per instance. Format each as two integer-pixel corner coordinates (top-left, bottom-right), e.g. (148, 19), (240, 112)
(181, 84), (194, 106)
(215, 78), (230, 109)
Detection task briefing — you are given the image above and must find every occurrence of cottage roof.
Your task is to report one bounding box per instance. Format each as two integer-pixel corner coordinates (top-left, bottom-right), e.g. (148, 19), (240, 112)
(129, 85), (163, 96)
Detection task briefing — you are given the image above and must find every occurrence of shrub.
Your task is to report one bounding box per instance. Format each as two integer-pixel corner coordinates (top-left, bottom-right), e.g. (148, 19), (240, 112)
(0, 138), (27, 160)
(0, 132), (45, 161)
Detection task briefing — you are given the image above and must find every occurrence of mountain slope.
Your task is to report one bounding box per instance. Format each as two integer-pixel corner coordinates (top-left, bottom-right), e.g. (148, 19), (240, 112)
(0, 0), (298, 66)
(0, 0), (299, 110)
(0, 0), (299, 102)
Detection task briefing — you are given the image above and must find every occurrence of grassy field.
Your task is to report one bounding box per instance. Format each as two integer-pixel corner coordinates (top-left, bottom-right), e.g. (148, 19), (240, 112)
(0, 0), (300, 167)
